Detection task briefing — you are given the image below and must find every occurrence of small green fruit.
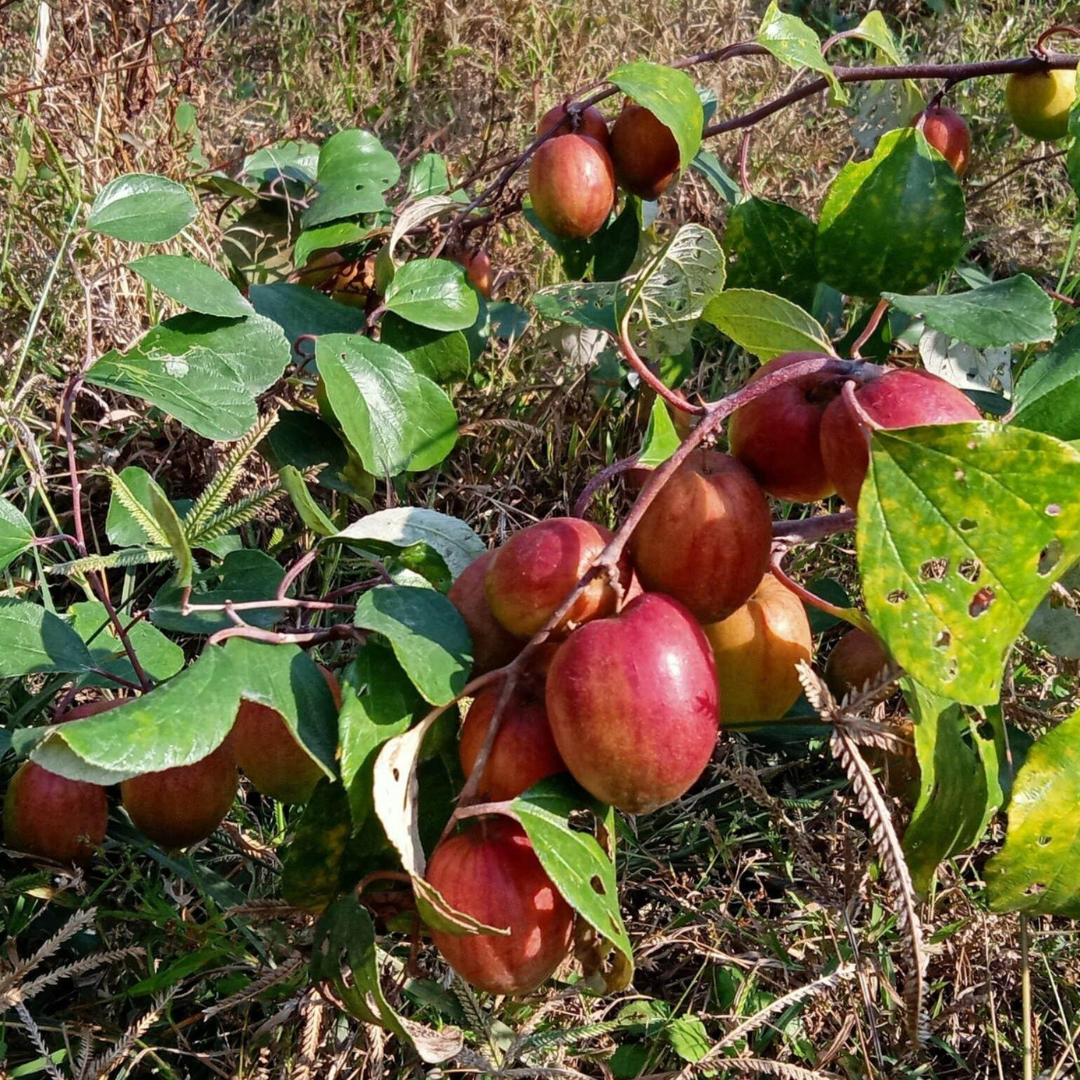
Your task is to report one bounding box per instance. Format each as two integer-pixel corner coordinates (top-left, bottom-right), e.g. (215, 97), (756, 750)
(1005, 68), (1077, 141)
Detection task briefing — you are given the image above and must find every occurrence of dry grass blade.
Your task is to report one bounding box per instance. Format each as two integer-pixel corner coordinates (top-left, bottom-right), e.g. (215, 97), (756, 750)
(14, 1000), (65, 1080)
(0, 907), (98, 1005)
(841, 718), (915, 758)
(16, 947), (145, 1005)
(81, 990), (173, 1080)
(199, 956), (304, 1021)
(830, 723), (928, 1046)
(715, 1059), (845, 1079)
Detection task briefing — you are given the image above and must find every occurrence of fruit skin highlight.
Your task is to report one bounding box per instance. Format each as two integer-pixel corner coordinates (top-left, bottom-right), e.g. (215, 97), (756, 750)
(2, 698), (119, 865)
(453, 249), (493, 299)
(537, 102), (610, 150)
(528, 134), (615, 239)
(629, 451), (772, 624)
(425, 817), (574, 995)
(1005, 68), (1078, 141)
(609, 102), (681, 199)
(728, 352), (843, 502)
(231, 666), (341, 804)
(448, 550), (524, 675)
(545, 593), (719, 813)
(703, 574), (813, 726)
(824, 629), (891, 701)
(121, 739), (238, 849)
(485, 517), (633, 639)
(916, 104), (972, 176)
(819, 368), (981, 510)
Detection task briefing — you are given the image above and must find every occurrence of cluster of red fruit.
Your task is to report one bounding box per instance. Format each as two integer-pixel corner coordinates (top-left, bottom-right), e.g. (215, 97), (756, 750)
(429, 352), (980, 995)
(528, 100), (680, 238)
(2, 669), (341, 864)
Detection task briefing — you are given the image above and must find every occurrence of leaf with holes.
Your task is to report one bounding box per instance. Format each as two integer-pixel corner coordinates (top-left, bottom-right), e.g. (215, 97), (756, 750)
(818, 129), (965, 299)
(301, 129), (400, 227)
(902, 682), (1002, 894)
(702, 288), (834, 360)
(1026, 561), (1080, 659)
(756, 2), (844, 102)
(87, 173), (197, 243)
(986, 708), (1080, 917)
(858, 422), (1080, 705)
(511, 775), (633, 990)
(608, 61), (703, 167)
(1011, 324), (1080, 442)
(884, 276), (1055, 350)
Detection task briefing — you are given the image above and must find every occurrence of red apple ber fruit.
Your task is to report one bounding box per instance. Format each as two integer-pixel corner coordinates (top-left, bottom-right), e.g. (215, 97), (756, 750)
(121, 739), (238, 849)
(485, 517), (633, 639)
(2, 698), (119, 865)
(609, 102), (680, 199)
(819, 368), (982, 510)
(728, 352), (844, 502)
(459, 662), (566, 801)
(528, 134), (615, 239)
(537, 102), (611, 150)
(449, 550), (524, 675)
(703, 574), (813, 725)
(824, 628), (891, 701)
(915, 104), (972, 177)
(629, 450), (772, 624)
(545, 593), (719, 813)
(452, 248), (493, 299)
(232, 665), (342, 804)
(425, 816), (574, 994)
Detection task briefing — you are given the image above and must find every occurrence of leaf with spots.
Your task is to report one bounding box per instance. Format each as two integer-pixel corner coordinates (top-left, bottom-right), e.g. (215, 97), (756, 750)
(858, 422), (1080, 705)
(608, 61), (704, 167)
(511, 775), (633, 991)
(817, 128), (965, 299)
(301, 129), (400, 227)
(986, 708), (1080, 917)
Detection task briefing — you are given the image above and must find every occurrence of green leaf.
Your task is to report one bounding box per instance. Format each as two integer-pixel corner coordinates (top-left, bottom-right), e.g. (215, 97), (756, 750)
(244, 140), (319, 184)
(1067, 99), (1080, 202)
(150, 549), (286, 634)
(26, 646), (236, 784)
(1026, 561), (1080, 659)
(105, 466), (169, 547)
(407, 153), (450, 199)
(883, 276), (1055, 350)
(845, 10), (904, 64)
(379, 314), (471, 384)
(149, 486), (193, 588)
(248, 282), (368, 363)
(404, 374), (458, 472)
(383, 259), (479, 332)
(511, 776), (633, 991)
(68, 600), (185, 688)
(328, 507), (484, 580)
(666, 1016), (711, 1063)
(353, 585), (472, 705)
(86, 313), (290, 441)
(1012, 324), (1080, 441)
(278, 466), (336, 536)
(638, 396), (680, 468)
(316, 334), (424, 476)
(261, 409), (371, 499)
(302, 129), (400, 227)
(128, 255), (253, 318)
(756, 2), (844, 103)
(0, 599), (94, 678)
(702, 288), (834, 360)
(986, 708), (1080, 917)
(222, 203), (297, 285)
(293, 222), (372, 270)
(310, 895), (463, 1061)
(817, 128), (965, 299)
(608, 61), (704, 168)
(858, 423), (1080, 705)
(690, 149), (740, 203)
(724, 196), (818, 308)
(902, 682), (1002, 894)
(282, 779), (355, 913)
(0, 497), (34, 571)
(339, 645), (421, 824)
(87, 173), (197, 243)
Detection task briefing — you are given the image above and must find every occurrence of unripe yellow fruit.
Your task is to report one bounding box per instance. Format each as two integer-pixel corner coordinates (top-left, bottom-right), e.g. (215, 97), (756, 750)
(1005, 68), (1077, 141)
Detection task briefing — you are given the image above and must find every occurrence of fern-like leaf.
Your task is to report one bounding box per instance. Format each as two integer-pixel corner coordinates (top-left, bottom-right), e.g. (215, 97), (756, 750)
(189, 485), (285, 546)
(183, 411), (279, 539)
(106, 468), (168, 546)
(48, 546), (174, 576)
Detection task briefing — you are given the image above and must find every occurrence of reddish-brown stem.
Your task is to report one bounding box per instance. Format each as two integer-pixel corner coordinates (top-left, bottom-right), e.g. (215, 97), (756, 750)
(1035, 26), (1080, 55)
(572, 454), (640, 518)
(738, 130), (753, 195)
(842, 378), (882, 431)
(770, 551), (872, 633)
(849, 299), (891, 359)
(616, 330), (704, 416)
(277, 548), (320, 599)
(183, 596), (356, 615)
(771, 511), (856, 547)
(967, 149), (1067, 204)
(206, 623), (367, 648)
(355, 870), (412, 897)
